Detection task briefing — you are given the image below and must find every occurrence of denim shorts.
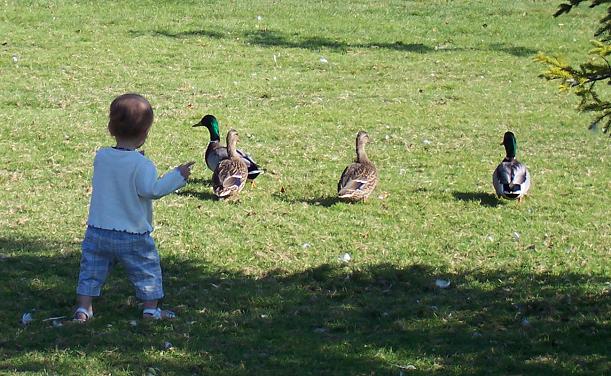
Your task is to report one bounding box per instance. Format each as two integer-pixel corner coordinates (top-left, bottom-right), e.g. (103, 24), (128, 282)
(76, 226), (164, 301)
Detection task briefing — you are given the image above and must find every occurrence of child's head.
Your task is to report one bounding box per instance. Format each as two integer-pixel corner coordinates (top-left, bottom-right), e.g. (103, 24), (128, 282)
(108, 93), (154, 147)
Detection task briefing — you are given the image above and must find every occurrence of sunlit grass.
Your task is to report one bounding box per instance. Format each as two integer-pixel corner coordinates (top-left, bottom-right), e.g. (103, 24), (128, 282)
(0, 1), (609, 375)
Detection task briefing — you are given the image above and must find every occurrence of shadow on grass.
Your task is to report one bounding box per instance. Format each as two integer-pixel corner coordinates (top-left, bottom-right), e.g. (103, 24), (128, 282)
(176, 178), (216, 201)
(245, 30), (439, 53)
(188, 177), (213, 186)
(1, 236), (609, 375)
(272, 193), (341, 207)
(488, 43), (538, 57)
(452, 191), (503, 207)
(129, 29), (225, 39)
(175, 189), (217, 201)
(130, 28), (538, 57)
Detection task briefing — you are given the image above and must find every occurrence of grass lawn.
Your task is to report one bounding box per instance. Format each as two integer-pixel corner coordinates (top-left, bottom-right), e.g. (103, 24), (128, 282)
(0, 0), (609, 375)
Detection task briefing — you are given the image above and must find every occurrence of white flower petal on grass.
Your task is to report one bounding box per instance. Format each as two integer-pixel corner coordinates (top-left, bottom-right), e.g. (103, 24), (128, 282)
(339, 253), (351, 262)
(435, 279), (451, 289)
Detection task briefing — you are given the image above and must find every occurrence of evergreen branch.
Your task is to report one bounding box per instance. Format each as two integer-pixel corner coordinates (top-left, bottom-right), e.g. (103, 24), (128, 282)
(542, 2), (611, 133)
(553, 0), (610, 17)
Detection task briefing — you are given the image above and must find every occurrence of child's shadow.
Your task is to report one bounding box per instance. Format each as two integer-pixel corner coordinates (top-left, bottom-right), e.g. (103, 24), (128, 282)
(452, 191), (502, 207)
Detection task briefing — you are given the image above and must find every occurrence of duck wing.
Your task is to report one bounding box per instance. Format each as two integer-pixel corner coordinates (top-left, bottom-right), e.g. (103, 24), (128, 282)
(212, 159), (249, 198)
(493, 160), (530, 197)
(338, 162), (378, 201)
(236, 149), (262, 179)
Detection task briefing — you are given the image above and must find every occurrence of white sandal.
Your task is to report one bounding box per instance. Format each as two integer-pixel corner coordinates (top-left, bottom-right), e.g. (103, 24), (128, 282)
(73, 307), (93, 323)
(142, 307), (176, 320)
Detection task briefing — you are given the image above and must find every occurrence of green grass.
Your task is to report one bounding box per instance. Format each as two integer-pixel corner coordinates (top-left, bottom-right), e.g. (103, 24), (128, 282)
(0, 0), (609, 375)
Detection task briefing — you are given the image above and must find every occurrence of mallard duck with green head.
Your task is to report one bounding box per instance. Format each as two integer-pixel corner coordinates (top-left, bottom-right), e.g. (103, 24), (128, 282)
(212, 129), (249, 199)
(493, 131), (531, 202)
(338, 131), (378, 201)
(192, 114), (262, 180)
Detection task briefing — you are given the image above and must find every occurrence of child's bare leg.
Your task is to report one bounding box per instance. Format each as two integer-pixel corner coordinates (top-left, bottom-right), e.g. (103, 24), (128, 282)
(142, 300), (158, 310)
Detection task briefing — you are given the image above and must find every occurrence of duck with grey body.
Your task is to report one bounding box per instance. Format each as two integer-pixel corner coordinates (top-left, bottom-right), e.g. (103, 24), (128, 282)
(493, 131), (531, 202)
(192, 114), (262, 180)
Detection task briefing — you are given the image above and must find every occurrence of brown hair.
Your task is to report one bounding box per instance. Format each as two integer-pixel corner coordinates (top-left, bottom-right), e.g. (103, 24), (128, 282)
(108, 93), (154, 139)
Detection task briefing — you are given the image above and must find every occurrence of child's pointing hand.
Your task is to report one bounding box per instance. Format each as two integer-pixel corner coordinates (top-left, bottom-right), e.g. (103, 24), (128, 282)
(177, 161), (195, 180)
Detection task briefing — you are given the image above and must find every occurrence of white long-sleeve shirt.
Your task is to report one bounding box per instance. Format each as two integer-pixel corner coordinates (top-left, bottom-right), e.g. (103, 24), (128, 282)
(86, 147), (186, 233)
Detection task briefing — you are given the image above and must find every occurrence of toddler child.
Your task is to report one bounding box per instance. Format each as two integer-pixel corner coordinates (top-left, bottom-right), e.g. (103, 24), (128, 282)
(74, 93), (194, 321)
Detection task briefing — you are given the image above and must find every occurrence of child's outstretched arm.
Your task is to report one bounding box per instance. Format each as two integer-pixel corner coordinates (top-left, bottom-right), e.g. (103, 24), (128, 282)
(136, 160), (195, 199)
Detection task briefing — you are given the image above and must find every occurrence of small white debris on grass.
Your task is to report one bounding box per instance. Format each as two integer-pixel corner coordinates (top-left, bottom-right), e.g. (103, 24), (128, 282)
(129, 320), (138, 327)
(42, 316), (66, 322)
(339, 253), (351, 262)
(12, 54), (19, 63)
(256, 15), (262, 21)
(163, 341), (173, 350)
(145, 367), (161, 376)
(423, 139), (432, 145)
(512, 231), (521, 241)
(486, 235), (494, 242)
(319, 56), (328, 64)
(302, 242), (311, 249)
(395, 364), (417, 374)
(21, 312), (33, 326)
(52, 320), (63, 328)
(435, 279), (451, 289)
